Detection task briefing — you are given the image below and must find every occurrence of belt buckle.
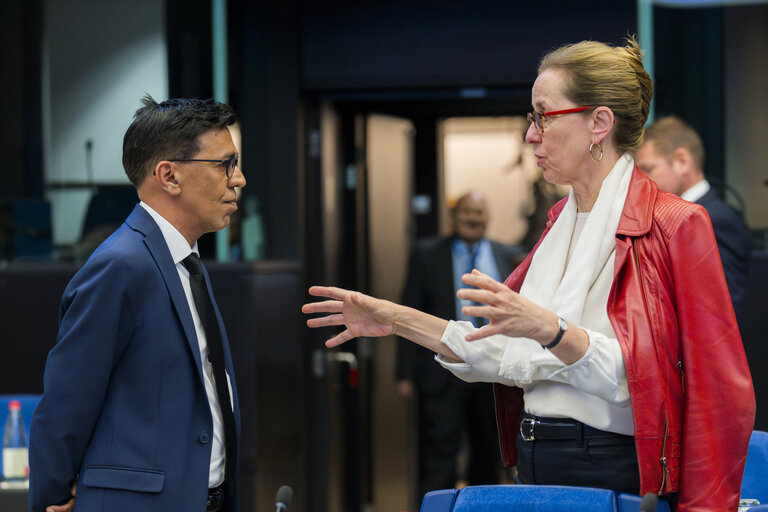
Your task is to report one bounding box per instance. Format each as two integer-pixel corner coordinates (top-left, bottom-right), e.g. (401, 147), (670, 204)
(520, 417), (537, 441)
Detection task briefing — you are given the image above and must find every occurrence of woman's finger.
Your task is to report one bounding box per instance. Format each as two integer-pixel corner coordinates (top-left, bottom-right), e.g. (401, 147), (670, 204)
(302, 300), (343, 314)
(461, 304), (495, 319)
(306, 313), (345, 328)
(457, 288), (498, 306)
(461, 271), (508, 292)
(308, 285), (348, 300)
(464, 323), (503, 342)
(325, 329), (353, 348)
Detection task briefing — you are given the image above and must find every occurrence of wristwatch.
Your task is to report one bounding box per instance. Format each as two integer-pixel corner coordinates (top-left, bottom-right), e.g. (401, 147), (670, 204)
(543, 316), (568, 350)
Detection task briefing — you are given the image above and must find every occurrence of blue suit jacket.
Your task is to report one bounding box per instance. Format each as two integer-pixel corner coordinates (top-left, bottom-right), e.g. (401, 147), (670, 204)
(697, 189), (751, 327)
(29, 205), (241, 512)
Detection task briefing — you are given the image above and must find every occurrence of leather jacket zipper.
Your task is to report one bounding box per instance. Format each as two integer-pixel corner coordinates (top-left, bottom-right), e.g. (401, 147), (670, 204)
(632, 241), (669, 494)
(659, 409), (669, 493)
(678, 360), (685, 394)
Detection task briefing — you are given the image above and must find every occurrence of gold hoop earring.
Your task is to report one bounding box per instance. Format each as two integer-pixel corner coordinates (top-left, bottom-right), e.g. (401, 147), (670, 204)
(589, 142), (603, 162)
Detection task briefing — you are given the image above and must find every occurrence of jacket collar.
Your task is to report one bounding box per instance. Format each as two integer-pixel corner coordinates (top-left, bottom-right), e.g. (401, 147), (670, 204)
(616, 167), (656, 237)
(125, 203), (207, 381)
(125, 203), (159, 237)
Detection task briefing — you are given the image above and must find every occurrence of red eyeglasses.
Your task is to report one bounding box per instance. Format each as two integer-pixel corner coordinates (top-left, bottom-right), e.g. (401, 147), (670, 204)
(526, 107), (593, 135)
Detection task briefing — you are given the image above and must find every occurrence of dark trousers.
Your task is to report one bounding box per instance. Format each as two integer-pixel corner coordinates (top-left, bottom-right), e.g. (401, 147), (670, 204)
(515, 413), (640, 495)
(417, 381), (501, 499)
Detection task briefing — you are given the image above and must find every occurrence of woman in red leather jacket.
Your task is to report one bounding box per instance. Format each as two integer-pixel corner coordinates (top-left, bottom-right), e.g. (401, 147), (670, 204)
(303, 37), (755, 511)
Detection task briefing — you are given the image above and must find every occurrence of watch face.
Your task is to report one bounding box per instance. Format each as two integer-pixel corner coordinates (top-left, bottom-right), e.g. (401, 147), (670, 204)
(558, 317), (568, 332)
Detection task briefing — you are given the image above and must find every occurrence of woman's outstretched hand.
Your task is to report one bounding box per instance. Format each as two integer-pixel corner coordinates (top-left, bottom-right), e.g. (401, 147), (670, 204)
(302, 286), (399, 347)
(458, 269), (555, 343)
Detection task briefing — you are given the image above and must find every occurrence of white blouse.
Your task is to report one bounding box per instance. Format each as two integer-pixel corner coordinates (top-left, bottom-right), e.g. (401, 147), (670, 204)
(436, 213), (634, 435)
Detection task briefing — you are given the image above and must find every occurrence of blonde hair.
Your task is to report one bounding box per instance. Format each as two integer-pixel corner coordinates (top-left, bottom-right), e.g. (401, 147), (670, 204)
(539, 36), (653, 153)
(642, 116), (705, 171)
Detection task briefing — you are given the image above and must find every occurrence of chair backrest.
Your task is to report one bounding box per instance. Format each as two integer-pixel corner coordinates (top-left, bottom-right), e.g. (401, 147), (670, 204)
(742, 430), (768, 504)
(420, 489), (459, 512)
(617, 493), (672, 512)
(449, 485), (617, 512)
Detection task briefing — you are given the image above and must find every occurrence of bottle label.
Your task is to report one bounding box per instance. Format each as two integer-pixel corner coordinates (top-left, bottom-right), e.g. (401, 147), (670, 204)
(2, 447), (29, 479)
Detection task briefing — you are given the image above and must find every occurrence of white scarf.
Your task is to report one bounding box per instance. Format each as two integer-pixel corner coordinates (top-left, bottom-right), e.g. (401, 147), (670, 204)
(499, 153), (634, 382)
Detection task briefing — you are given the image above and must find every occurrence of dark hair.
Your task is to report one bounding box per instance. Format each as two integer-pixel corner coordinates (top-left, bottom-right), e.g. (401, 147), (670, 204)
(122, 95), (237, 186)
(539, 36), (653, 153)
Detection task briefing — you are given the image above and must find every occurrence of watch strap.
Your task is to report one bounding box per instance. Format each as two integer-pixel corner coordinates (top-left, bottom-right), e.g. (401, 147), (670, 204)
(543, 317), (567, 350)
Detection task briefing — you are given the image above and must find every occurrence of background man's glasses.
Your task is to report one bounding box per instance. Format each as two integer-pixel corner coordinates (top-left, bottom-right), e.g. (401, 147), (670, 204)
(170, 154), (240, 178)
(527, 106), (592, 135)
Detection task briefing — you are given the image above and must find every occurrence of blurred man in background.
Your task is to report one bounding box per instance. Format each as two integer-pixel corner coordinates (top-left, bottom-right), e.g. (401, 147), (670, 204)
(637, 116), (751, 327)
(395, 191), (523, 502)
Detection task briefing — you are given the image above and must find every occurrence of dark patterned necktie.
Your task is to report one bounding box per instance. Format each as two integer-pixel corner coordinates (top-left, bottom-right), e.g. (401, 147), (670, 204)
(182, 253), (237, 493)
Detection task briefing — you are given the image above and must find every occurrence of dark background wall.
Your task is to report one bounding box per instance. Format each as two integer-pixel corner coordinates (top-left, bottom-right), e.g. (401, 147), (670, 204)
(653, 6), (726, 191)
(0, 0), (43, 200)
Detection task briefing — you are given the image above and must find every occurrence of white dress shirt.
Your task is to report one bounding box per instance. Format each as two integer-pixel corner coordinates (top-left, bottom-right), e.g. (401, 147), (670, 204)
(680, 179), (710, 203)
(140, 201), (230, 487)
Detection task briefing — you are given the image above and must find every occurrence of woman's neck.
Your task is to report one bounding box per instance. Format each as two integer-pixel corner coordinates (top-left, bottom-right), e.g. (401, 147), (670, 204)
(572, 151), (623, 212)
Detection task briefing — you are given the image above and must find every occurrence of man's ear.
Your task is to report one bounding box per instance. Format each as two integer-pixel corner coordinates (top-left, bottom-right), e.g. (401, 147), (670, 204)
(153, 161), (182, 196)
(672, 147), (696, 179)
(591, 106), (615, 145)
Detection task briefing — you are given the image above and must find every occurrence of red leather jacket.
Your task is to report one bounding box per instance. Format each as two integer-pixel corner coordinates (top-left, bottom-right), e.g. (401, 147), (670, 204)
(494, 168), (755, 511)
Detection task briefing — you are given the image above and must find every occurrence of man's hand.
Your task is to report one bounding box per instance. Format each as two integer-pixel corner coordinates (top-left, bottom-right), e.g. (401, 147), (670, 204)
(46, 482), (76, 512)
(396, 379), (414, 399)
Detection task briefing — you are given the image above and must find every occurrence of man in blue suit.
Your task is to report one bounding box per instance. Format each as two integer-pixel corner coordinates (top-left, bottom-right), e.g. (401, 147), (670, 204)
(637, 116), (751, 327)
(29, 96), (246, 512)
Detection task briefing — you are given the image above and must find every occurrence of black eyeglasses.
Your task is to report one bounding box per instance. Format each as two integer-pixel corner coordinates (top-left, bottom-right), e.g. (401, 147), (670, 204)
(169, 154), (240, 178)
(526, 106), (592, 135)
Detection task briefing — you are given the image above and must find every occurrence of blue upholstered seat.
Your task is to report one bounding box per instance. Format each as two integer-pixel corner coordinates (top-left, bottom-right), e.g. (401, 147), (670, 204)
(421, 438), (768, 512)
(420, 489), (459, 512)
(616, 493), (671, 511)
(742, 431), (768, 504)
(420, 485), (617, 512)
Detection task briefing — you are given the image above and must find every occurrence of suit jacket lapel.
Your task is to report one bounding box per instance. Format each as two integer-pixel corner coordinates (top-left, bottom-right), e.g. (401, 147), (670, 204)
(125, 205), (206, 380)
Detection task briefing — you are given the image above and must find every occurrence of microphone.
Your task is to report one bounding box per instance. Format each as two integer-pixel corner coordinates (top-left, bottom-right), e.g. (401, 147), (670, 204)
(639, 492), (658, 512)
(275, 485), (293, 512)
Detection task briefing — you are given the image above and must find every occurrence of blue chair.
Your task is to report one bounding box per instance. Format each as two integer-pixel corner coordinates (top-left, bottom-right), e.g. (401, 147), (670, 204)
(0, 394), (41, 479)
(742, 431), (768, 504)
(420, 489), (459, 512)
(420, 485), (617, 512)
(617, 493), (671, 512)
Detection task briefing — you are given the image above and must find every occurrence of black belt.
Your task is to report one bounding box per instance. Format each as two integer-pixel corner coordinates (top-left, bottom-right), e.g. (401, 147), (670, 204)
(207, 485), (225, 512)
(519, 412), (631, 442)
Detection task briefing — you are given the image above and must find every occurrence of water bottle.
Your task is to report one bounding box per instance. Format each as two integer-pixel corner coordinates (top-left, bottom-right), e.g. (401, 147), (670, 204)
(2, 400), (29, 480)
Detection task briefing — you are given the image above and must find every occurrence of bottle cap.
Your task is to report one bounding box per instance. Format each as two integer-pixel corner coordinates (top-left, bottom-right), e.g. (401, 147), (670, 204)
(9, 400), (21, 411)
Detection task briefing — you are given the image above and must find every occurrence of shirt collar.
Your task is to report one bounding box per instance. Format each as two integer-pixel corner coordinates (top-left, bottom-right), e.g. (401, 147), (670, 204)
(139, 201), (199, 264)
(452, 237), (487, 254)
(681, 180), (710, 203)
